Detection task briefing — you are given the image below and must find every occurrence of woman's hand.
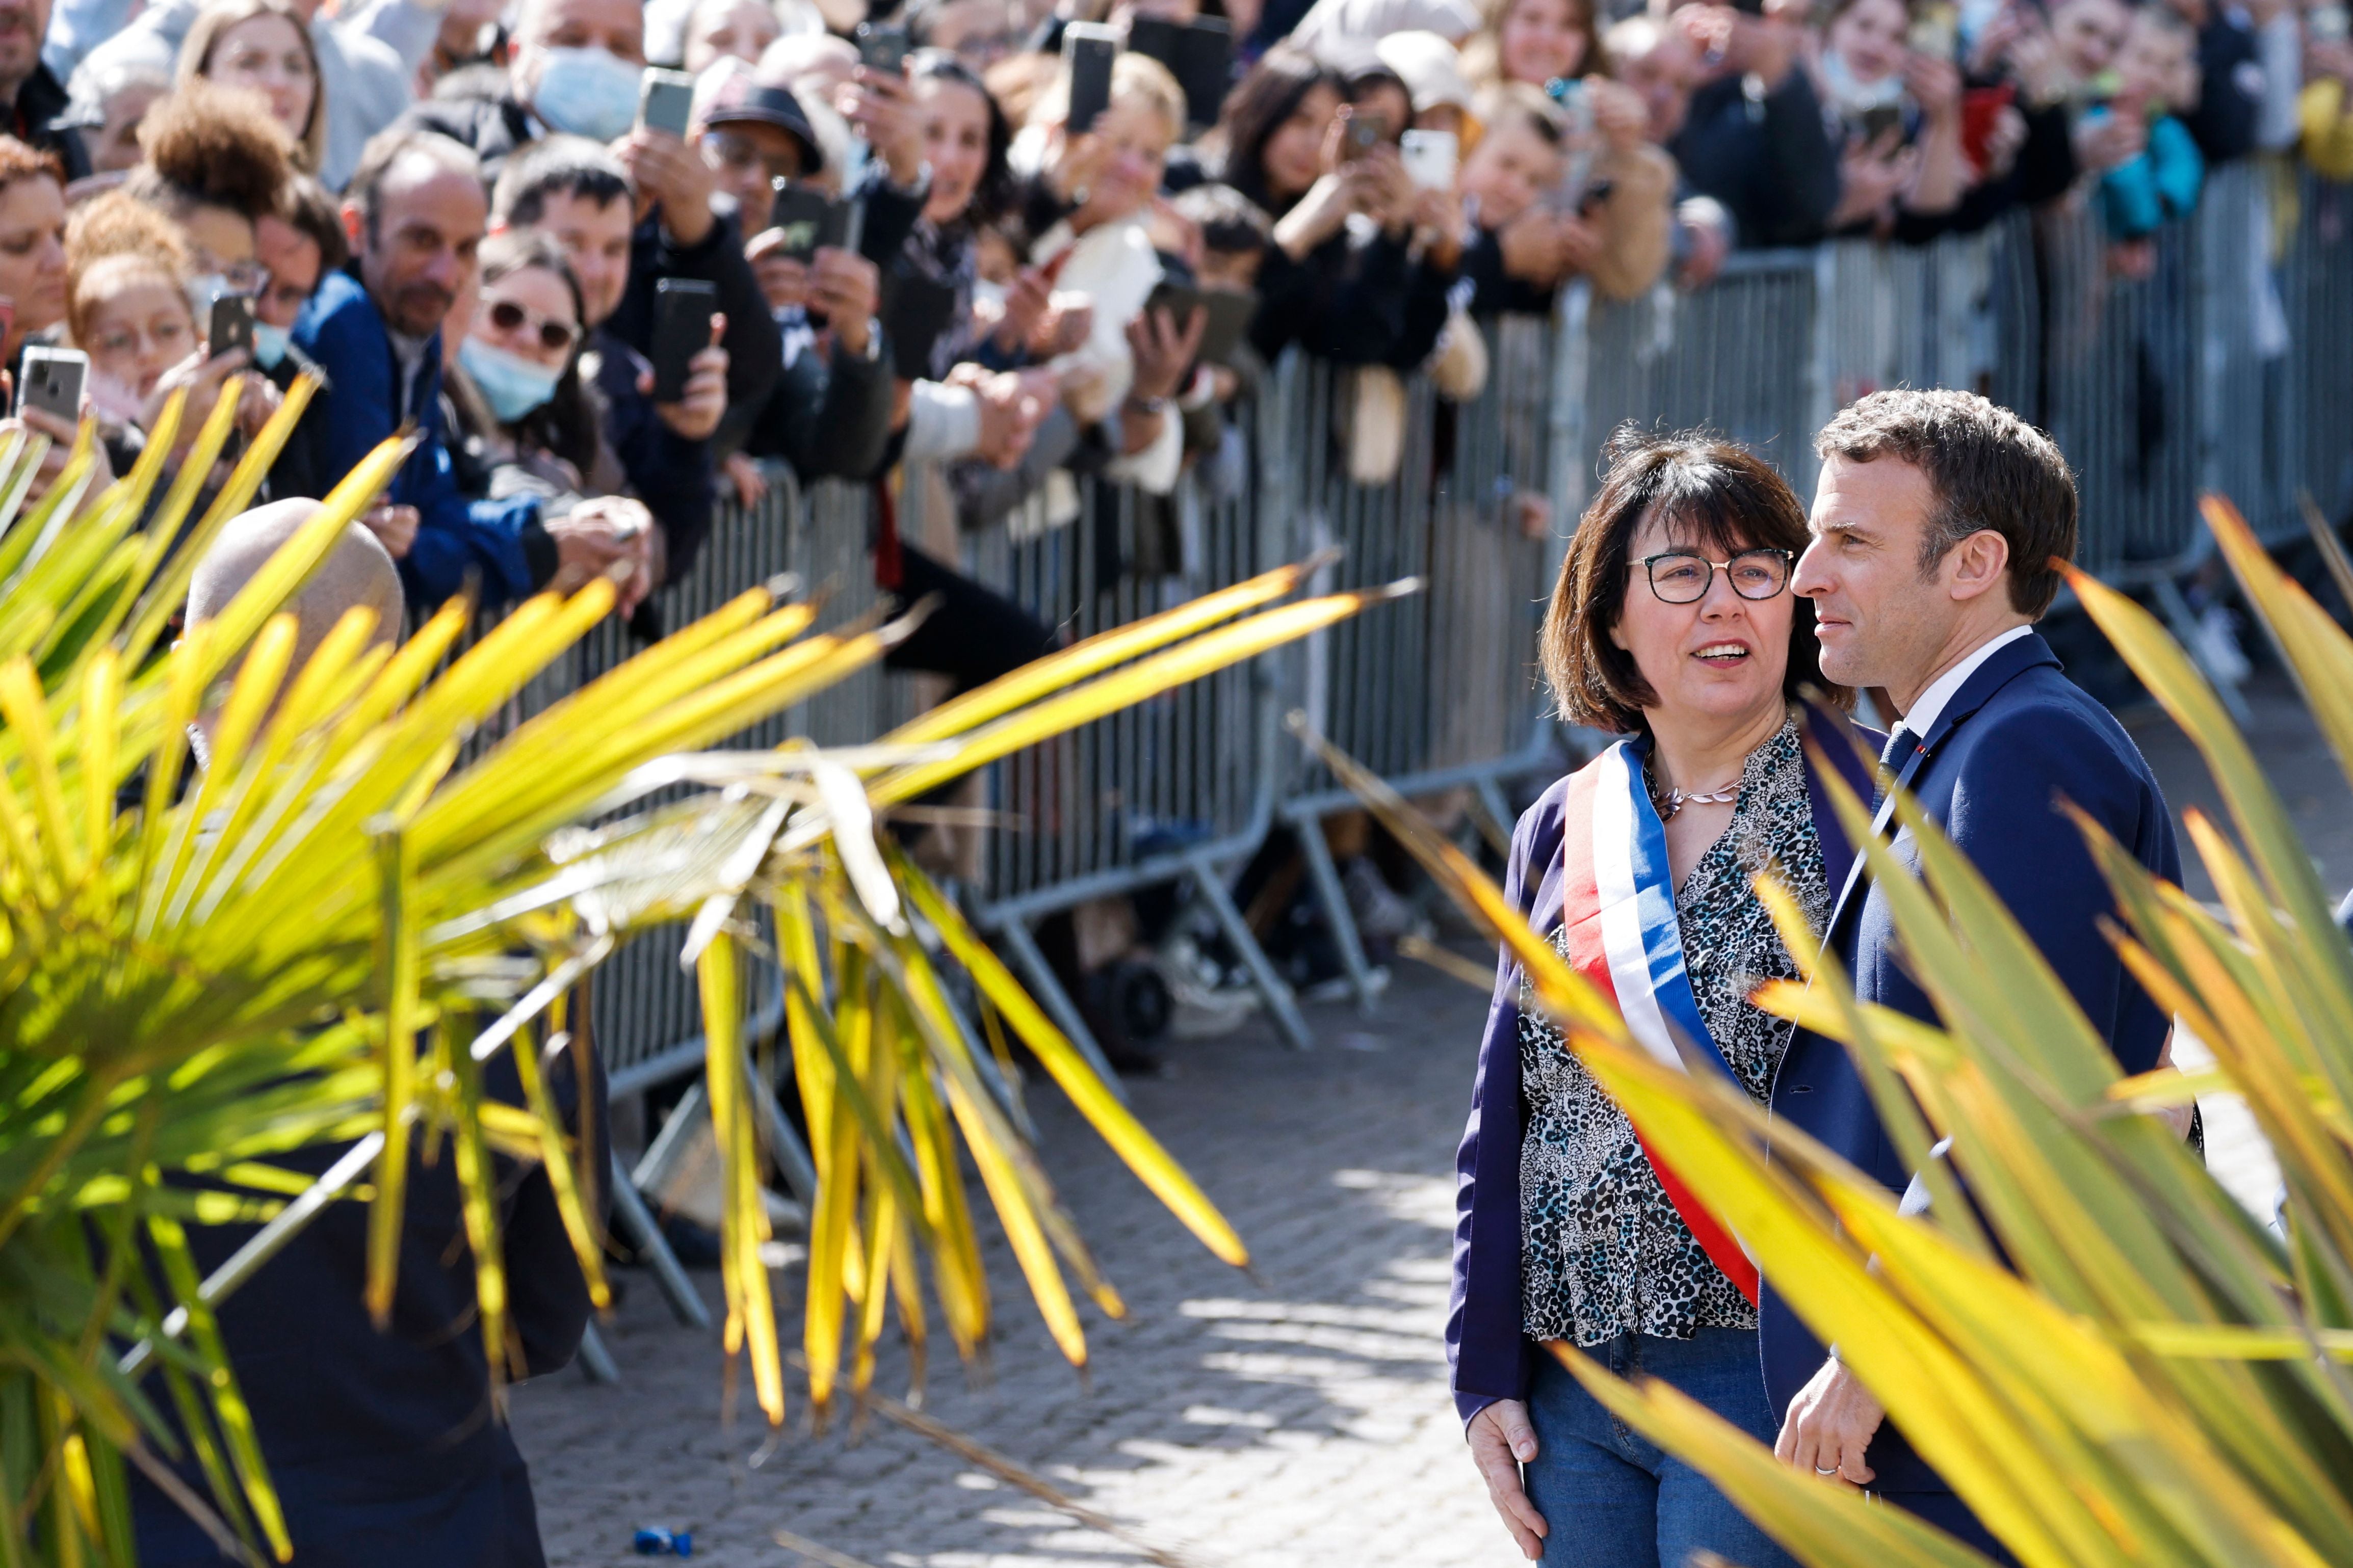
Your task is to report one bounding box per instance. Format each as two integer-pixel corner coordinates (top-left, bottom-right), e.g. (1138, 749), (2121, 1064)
(1468, 1399), (1548, 1560)
(1828, 127), (1917, 229)
(2074, 110), (2147, 172)
(991, 264), (1054, 353)
(1271, 170), (1356, 259)
(837, 66), (927, 188)
(723, 450), (769, 510)
(141, 348), (256, 456)
(1033, 293), (1094, 358)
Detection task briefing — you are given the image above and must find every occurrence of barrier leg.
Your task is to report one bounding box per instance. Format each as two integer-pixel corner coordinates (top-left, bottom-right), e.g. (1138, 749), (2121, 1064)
(1187, 850), (1314, 1051)
(608, 1145), (713, 1331)
(993, 916), (1131, 1105)
(576, 1320), (620, 1384)
(1291, 809), (1380, 1013)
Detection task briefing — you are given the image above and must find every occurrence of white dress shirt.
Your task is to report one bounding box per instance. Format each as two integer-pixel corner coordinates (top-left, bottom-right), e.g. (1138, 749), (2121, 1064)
(1892, 623), (2034, 742)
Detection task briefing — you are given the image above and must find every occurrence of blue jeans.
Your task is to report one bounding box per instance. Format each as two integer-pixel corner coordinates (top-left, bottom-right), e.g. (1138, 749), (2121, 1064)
(1523, 1328), (1795, 1568)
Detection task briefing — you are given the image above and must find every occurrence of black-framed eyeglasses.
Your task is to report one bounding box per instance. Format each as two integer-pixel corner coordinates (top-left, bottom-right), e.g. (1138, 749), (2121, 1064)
(481, 296), (580, 354)
(1639, 548), (1794, 603)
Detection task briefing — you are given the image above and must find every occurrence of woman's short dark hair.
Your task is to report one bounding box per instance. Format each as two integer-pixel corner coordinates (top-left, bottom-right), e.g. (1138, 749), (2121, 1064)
(1540, 426), (1850, 733)
(908, 49), (1015, 226)
(475, 228), (600, 478)
(1214, 47), (1339, 217)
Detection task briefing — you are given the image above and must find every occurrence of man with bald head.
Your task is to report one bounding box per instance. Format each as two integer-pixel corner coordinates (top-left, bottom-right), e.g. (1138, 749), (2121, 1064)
(133, 499), (603, 1568)
(273, 127), (653, 621)
(186, 498), (407, 682)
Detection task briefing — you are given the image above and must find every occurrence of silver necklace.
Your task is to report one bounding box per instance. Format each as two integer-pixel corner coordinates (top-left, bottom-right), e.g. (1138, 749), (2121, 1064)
(1652, 773), (1741, 821)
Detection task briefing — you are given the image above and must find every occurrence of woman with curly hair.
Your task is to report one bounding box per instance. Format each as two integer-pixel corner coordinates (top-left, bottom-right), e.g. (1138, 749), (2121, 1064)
(125, 78), (300, 302)
(177, 0), (330, 176)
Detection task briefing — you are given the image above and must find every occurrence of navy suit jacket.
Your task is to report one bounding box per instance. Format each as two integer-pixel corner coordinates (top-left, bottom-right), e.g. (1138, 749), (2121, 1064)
(281, 268), (552, 616)
(1448, 702), (1877, 1424)
(1760, 630), (2180, 1496)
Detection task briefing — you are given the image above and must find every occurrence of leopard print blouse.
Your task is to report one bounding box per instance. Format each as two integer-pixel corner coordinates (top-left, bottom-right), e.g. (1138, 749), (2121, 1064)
(1518, 715), (1830, 1347)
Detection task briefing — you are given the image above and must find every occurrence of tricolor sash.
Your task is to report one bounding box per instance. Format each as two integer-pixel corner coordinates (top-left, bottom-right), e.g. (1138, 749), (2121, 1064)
(1553, 738), (1760, 1305)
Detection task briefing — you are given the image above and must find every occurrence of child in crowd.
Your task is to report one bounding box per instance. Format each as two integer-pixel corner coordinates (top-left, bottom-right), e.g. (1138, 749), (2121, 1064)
(2093, 3), (2204, 273)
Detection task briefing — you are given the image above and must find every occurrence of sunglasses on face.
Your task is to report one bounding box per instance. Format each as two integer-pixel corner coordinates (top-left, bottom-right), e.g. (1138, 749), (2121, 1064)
(480, 295), (580, 353)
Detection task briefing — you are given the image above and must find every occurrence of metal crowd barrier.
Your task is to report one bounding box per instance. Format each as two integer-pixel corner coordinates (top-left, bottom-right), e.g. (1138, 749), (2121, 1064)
(428, 162), (2353, 1206)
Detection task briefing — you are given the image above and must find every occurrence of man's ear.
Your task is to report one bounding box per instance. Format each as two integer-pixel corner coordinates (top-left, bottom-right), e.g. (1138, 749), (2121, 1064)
(340, 202), (364, 247)
(1946, 528), (2011, 603)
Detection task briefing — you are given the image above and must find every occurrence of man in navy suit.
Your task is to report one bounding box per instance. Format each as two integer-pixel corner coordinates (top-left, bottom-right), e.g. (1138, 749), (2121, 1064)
(1764, 390), (2179, 1554)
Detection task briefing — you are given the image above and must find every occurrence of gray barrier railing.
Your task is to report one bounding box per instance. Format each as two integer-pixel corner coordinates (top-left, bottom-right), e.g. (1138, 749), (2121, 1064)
(443, 164), (2353, 1141)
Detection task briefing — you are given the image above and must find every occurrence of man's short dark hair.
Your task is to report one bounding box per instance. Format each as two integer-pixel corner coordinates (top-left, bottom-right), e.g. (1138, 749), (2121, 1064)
(280, 173), (349, 275)
(1814, 388), (2078, 620)
(490, 135), (634, 230)
(345, 128), (483, 243)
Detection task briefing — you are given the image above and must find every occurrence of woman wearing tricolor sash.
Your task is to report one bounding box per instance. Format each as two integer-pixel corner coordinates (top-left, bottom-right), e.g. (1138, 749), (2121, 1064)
(1448, 430), (1877, 1565)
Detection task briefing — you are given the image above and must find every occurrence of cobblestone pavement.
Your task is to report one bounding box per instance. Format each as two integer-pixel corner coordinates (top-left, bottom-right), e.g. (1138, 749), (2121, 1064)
(517, 972), (1509, 1568)
(515, 674), (2329, 1568)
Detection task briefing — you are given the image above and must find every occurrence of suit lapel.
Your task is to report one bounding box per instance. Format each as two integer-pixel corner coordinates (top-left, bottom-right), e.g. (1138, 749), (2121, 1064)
(1822, 632), (2063, 942)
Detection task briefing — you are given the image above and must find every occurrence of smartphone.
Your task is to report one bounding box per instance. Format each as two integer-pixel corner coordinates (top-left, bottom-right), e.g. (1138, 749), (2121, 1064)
(1959, 82), (2016, 169)
(16, 346), (86, 421)
(1144, 279), (1203, 328)
(770, 180), (834, 261)
(1858, 102), (1905, 145)
(649, 278), (717, 404)
(882, 273), (960, 380)
(1194, 285), (1256, 367)
(1906, 0), (1958, 59)
(208, 290), (255, 359)
(1399, 128), (1457, 191)
(638, 67), (696, 137)
(1341, 112), (1384, 161)
(822, 193), (867, 258)
(855, 21), (910, 74)
(1125, 14), (1231, 129)
(1064, 22), (1118, 133)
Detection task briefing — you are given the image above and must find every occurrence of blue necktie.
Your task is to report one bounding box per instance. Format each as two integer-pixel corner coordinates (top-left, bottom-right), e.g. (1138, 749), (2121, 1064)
(1874, 727), (1911, 812)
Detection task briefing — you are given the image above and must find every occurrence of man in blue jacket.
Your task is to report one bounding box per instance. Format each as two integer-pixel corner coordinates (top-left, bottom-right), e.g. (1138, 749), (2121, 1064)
(1768, 389), (2179, 1558)
(277, 127), (647, 618)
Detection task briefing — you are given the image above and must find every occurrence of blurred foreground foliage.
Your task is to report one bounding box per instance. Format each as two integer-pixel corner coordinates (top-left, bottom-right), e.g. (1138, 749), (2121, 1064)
(0, 379), (1389, 1564)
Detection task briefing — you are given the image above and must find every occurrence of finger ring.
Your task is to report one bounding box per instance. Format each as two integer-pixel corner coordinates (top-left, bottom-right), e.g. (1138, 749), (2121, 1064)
(1815, 1466), (1840, 1476)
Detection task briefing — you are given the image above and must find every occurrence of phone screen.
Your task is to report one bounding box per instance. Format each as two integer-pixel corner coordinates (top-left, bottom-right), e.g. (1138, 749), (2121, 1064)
(638, 68), (696, 137)
(650, 279), (718, 404)
(1064, 24), (1118, 132)
(855, 22), (909, 74)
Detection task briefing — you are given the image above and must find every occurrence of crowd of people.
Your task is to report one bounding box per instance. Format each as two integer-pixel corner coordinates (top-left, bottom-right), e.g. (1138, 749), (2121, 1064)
(0, 0), (2339, 667)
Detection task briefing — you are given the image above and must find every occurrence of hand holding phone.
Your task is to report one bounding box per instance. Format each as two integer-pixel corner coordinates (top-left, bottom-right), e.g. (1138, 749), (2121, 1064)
(638, 67), (696, 138)
(16, 346), (86, 421)
(1399, 129), (1457, 191)
(855, 21), (909, 74)
(208, 291), (255, 360)
(1063, 23), (1118, 134)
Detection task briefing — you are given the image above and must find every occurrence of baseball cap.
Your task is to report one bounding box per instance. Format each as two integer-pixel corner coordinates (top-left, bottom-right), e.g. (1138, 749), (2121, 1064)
(693, 58), (825, 172)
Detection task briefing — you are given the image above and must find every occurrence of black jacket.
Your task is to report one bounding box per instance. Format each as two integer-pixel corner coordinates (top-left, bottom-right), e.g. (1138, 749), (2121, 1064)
(1249, 227), (1453, 369)
(603, 207), (783, 461)
(1670, 70), (1842, 249)
(393, 91), (540, 187)
(746, 328), (896, 482)
(1458, 227), (1558, 317)
(127, 1045), (606, 1568)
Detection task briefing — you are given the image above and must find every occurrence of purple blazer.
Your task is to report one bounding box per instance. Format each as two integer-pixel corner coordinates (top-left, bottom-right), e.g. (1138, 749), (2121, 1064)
(1447, 702), (1877, 1423)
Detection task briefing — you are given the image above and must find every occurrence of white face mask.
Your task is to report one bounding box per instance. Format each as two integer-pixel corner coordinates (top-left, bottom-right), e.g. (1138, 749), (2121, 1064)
(530, 46), (643, 143)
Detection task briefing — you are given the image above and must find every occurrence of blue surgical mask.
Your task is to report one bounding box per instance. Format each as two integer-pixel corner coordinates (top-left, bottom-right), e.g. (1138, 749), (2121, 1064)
(252, 321), (291, 371)
(459, 336), (563, 422)
(531, 46), (644, 143)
